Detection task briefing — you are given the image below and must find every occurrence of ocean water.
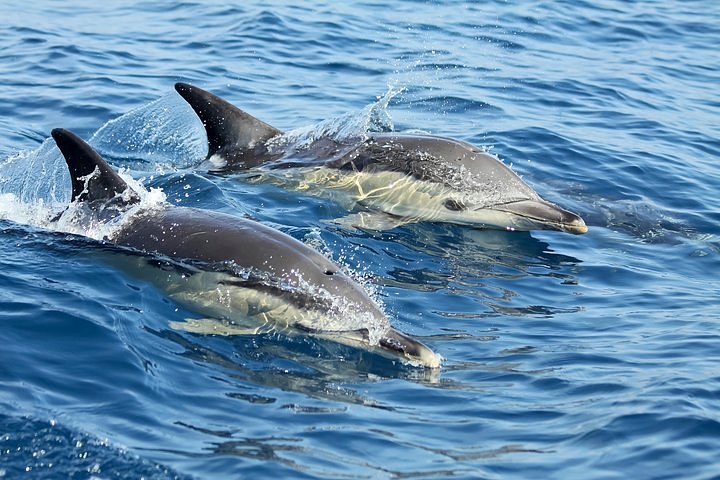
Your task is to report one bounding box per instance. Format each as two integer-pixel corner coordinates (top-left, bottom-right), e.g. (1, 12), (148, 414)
(1, 0), (719, 478)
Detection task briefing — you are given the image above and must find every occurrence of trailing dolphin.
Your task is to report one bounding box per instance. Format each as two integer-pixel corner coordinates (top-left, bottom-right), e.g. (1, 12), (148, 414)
(50, 128), (440, 368)
(174, 82), (587, 235)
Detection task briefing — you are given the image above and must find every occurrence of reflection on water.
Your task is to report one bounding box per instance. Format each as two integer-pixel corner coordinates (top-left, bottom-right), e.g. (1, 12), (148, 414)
(342, 222), (584, 323)
(390, 224), (581, 273)
(172, 419), (535, 479)
(171, 422), (484, 479)
(149, 327), (439, 410)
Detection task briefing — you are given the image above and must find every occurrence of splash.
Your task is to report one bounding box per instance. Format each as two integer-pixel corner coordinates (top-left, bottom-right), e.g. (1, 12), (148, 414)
(90, 93), (207, 170)
(269, 85), (404, 152)
(0, 138), (70, 208)
(0, 138), (73, 231)
(0, 135), (166, 242)
(53, 175), (166, 242)
(0, 91), (191, 237)
(301, 229), (389, 344)
(0, 193), (55, 228)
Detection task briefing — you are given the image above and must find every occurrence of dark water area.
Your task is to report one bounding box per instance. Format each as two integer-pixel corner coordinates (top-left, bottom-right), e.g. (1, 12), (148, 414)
(1, 1), (719, 478)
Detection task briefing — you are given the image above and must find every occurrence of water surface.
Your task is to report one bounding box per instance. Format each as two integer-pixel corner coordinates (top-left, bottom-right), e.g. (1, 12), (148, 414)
(1, 1), (719, 478)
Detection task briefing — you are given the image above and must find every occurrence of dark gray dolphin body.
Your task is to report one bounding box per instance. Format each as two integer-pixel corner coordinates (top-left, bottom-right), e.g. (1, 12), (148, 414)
(175, 83), (587, 235)
(50, 128), (440, 368)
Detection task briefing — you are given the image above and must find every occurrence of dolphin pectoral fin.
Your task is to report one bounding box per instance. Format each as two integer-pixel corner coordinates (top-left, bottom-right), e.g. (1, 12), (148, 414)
(379, 328), (441, 369)
(169, 318), (264, 336)
(309, 328), (370, 348)
(328, 212), (413, 231)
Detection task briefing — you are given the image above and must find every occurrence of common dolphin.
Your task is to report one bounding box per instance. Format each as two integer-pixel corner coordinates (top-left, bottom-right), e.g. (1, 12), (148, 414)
(50, 128), (440, 368)
(174, 83), (587, 235)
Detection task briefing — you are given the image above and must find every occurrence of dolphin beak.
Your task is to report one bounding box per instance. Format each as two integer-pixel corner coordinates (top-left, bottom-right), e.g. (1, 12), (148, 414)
(493, 199), (588, 235)
(323, 327), (441, 369)
(379, 328), (441, 369)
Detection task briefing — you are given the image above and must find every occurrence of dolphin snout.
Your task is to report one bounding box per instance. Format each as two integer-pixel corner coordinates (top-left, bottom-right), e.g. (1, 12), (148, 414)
(380, 328), (441, 368)
(561, 215), (588, 235)
(493, 199), (588, 235)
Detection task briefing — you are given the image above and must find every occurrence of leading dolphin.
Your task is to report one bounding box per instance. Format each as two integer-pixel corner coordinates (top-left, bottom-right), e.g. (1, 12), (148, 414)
(50, 128), (440, 368)
(174, 83), (587, 235)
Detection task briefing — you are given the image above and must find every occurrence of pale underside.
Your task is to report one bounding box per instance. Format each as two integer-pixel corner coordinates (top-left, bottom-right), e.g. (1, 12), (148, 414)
(244, 166), (526, 231)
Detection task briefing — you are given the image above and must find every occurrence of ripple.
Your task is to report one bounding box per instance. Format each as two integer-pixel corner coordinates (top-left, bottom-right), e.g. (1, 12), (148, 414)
(1, 0), (719, 478)
(0, 414), (185, 479)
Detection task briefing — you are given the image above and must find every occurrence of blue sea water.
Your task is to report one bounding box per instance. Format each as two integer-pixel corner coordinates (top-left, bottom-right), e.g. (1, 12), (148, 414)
(1, 0), (719, 478)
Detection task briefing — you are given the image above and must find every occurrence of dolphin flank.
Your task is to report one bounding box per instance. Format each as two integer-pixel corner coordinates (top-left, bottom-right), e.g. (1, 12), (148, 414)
(174, 82), (587, 235)
(50, 128), (441, 368)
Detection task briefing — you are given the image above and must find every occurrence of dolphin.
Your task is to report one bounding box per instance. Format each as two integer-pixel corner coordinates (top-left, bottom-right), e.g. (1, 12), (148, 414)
(50, 128), (440, 368)
(174, 82), (587, 235)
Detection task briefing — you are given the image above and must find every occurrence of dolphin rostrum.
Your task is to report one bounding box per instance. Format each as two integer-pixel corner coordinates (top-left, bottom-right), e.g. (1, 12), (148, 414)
(50, 128), (440, 368)
(174, 82), (587, 235)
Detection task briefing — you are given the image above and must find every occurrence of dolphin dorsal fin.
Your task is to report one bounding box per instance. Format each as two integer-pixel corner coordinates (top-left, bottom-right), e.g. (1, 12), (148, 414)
(51, 128), (138, 204)
(175, 82), (282, 160)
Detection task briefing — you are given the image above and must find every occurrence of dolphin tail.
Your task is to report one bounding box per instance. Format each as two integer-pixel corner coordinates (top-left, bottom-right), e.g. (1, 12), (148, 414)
(51, 128), (139, 205)
(174, 83), (282, 161)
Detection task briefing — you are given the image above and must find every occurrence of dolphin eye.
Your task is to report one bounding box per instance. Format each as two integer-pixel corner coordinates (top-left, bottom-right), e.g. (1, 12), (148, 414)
(443, 199), (466, 211)
(324, 270), (336, 276)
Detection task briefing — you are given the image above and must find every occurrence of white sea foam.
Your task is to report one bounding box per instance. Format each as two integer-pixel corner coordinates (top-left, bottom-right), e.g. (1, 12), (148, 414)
(0, 138), (166, 242)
